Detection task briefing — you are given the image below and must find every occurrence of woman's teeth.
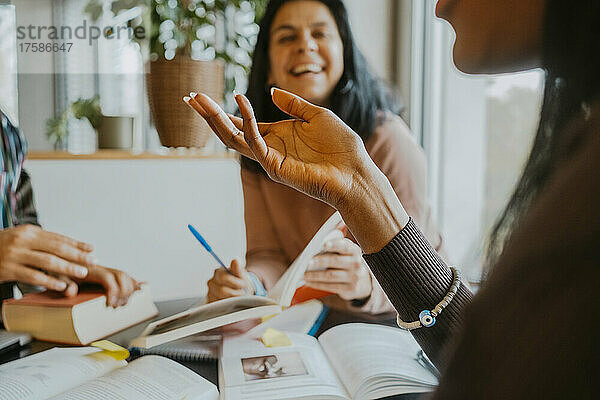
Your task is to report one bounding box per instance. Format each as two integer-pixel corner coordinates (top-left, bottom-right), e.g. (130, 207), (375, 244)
(291, 64), (323, 75)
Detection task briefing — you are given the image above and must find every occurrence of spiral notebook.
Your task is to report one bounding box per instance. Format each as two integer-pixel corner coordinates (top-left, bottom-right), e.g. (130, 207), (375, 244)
(129, 334), (220, 363)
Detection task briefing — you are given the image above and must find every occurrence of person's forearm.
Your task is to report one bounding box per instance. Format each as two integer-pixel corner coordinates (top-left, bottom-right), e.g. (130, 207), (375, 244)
(339, 159), (409, 254)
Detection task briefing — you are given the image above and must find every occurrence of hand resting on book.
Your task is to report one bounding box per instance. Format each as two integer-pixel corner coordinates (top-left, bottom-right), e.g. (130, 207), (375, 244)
(0, 224), (139, 307)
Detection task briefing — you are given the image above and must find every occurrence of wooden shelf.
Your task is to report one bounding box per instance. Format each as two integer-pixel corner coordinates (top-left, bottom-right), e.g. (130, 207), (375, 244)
(27, 149), (238, 160)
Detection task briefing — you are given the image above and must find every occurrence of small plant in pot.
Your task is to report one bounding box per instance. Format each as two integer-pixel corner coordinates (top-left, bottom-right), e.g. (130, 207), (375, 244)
(46, 96), (135, 151)
(46, 96), (103, 151)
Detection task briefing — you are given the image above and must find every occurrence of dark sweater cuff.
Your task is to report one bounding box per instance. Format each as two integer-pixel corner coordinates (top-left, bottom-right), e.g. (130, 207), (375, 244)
(364, 218), (453, 314)
(363, 219), (472, 366)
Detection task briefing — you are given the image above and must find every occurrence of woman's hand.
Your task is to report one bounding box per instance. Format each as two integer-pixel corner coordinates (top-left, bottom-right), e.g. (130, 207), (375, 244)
(304, 237), (372, 301)
(207, 259), (254, 303)
(186, 89), (409, 253)
(187, 89), (371, 211)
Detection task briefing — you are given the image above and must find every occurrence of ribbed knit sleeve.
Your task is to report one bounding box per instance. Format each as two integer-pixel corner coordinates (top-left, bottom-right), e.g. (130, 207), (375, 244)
(364, 218), (473, 368)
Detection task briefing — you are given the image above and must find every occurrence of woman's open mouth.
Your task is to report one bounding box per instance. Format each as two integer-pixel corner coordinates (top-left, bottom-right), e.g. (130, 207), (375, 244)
(289, 63), (324, 77)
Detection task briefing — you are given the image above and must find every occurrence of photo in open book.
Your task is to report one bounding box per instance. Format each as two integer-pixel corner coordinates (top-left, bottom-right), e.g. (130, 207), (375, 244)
(241, 352), (308, 381)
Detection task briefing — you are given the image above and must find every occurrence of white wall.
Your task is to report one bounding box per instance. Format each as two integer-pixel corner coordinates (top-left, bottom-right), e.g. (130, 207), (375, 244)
(25, 158), (246, 301)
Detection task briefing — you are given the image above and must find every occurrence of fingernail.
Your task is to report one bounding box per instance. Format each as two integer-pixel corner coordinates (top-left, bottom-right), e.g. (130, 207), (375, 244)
(190, 92), (197, 98)
(110, 296), (118, 307)
(76, 266), (88, 278)
(87, 255), (98, 264)
(55, 281), (67, 291)
(183, 96), (191, 103)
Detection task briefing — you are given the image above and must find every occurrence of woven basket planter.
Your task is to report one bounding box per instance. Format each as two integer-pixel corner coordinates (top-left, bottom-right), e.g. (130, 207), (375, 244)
(147, 58), (224, 148)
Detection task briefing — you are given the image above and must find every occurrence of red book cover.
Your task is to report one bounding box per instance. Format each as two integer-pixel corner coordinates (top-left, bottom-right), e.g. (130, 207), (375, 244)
(2, 290), (105, 307)
(290, 285), (333, 306)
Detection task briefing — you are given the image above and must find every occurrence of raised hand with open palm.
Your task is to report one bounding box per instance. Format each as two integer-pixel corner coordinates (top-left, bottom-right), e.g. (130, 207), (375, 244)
(185, 88), (408, 253)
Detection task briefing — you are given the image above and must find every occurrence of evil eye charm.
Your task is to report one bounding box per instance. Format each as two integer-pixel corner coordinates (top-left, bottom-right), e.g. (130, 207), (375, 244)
(419, 310), (436, 328)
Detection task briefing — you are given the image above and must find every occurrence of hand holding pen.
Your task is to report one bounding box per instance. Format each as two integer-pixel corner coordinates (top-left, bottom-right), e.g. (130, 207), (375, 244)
(187, 225), (255, 302)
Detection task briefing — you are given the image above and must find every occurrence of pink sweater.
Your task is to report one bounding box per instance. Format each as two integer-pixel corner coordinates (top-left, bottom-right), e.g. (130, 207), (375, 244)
(242, 113), (445, 314)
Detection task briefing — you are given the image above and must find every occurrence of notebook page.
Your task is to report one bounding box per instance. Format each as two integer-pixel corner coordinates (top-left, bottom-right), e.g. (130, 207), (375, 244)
(48, 356), (218, 400)
(318, 324), (438, 398)
(0, 347), (125, 400)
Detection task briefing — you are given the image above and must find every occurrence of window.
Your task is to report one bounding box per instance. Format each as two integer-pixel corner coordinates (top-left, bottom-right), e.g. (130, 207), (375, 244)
(53, 0), (145, 153)
(0, 4), (18, 125)
(416, 1), (544, 281)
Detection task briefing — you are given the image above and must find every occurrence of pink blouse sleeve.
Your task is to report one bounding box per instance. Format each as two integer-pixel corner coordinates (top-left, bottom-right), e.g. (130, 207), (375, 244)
(241, 167), (289, 290)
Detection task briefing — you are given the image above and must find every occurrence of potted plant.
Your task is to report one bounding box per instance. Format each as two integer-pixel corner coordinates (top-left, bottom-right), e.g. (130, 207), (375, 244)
(46, 96), (103, 151)
(46, 96), (135, 150)
(86, 0), (268, 148)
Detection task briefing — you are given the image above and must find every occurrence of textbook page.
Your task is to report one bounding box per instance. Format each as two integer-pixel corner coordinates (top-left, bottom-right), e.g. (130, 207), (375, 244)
(269, 212), (343, 307)
(318, 324), (438, 399)
(221, 332), (349, 400)
(131, 295), (281, 348)
(139, 295), (279, 338)
(49, 355), (218, 400)
(0, 347), (125, 400)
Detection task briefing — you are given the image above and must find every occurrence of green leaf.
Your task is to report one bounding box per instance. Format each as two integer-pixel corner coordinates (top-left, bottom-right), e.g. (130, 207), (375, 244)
(71, 95), (103, 129)
(112, 0), (147, 15)
(84, 0), (104, 22)
(46, 111), (69, 144)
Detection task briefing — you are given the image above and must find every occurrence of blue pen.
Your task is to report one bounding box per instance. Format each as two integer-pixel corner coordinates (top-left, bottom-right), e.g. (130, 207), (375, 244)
(188, 224), (234, 276)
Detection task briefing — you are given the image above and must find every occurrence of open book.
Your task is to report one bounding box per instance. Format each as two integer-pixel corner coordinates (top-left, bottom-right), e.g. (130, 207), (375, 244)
(0, 347), (218, 400)
(131, 212), (342, 348)
(220, 323), (438, 400)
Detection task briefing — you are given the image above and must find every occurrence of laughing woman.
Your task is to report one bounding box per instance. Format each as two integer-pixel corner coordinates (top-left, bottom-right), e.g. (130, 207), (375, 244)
(203, 0), (445, 315)
(189, 0), (600, 397)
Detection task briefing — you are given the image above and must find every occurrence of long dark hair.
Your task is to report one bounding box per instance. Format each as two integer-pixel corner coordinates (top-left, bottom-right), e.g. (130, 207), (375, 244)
(487, 0), (600, 266)
(242, 0), (401, 173)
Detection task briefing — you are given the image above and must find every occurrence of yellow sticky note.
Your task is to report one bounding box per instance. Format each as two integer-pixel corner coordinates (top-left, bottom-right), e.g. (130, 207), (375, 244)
(91, 340), (130, 360)
(261, 328), (292, 348)
(261, 314), (277, 323)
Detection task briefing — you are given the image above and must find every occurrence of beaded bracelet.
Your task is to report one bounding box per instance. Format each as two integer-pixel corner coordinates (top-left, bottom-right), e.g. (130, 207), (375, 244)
(396, 267), (461, 330)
